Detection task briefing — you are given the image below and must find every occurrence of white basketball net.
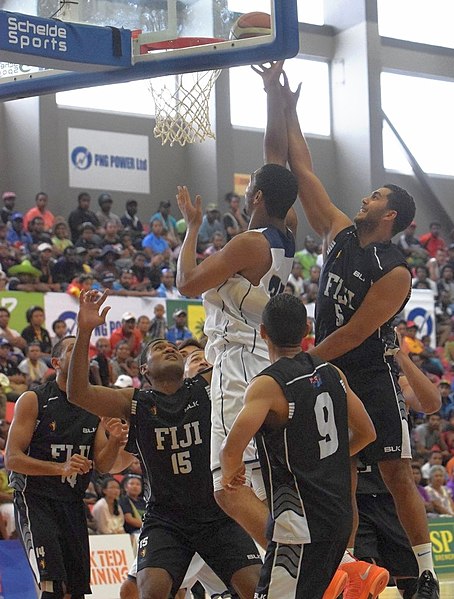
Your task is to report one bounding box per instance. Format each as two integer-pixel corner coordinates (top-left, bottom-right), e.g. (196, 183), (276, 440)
(149, 69), (221, 146)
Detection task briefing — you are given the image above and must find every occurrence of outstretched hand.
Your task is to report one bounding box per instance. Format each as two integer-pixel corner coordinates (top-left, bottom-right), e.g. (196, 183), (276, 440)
(101, 417), (129, 448)
(176, 185), (203, 230)
(280, 71), (302, 111)
(252, 60), (284, 92)
(78, 289), (111, 332)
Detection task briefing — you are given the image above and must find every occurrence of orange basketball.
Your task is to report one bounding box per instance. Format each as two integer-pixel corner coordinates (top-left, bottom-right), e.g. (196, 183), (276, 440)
(230, 12), (272, 40)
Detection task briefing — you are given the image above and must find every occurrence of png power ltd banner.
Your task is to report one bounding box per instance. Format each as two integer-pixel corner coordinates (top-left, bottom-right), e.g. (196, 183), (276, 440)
(68, 128), (150, 193)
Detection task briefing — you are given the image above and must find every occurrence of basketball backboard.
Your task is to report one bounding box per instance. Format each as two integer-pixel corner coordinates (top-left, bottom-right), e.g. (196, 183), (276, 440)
(0, 0), (299, 101)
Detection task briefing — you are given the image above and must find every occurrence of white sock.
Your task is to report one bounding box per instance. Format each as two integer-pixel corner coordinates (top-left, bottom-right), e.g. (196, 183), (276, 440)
(340, 549), (356, 565)
(412, 543), (436, 577)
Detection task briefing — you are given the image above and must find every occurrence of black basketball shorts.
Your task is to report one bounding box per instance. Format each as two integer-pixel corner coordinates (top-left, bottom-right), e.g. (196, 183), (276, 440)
(136, 512), (262, 596)
(14, 491), (91, 595)
(355, 492), (418, 578)
(349, 368), (411, 464)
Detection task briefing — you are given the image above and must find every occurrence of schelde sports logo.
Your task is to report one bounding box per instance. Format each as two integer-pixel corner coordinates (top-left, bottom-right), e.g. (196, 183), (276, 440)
(71, 146), (93, 170)
(7, 15), (67, 52)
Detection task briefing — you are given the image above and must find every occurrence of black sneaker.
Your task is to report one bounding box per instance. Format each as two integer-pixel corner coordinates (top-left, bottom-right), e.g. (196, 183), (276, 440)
(414, 571), (440, 599)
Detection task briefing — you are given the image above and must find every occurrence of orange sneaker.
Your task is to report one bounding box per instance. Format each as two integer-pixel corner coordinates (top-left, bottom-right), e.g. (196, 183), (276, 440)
(323, 569), (348, 599)
(339, 561), (390, 599)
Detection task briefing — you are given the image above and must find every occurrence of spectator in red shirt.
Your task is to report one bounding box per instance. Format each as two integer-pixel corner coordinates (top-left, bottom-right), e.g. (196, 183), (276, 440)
(420, 222), (447, 258)
(23, 192), (55, 232)
(109, 312), (142, 357)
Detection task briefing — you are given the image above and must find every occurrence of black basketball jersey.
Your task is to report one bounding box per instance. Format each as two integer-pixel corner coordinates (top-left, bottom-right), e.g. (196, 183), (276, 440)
(316, 226), (410, 374)
(126, 375), (226, 524)
(9, 380), (100, 501)
(256, 352), (352, 544)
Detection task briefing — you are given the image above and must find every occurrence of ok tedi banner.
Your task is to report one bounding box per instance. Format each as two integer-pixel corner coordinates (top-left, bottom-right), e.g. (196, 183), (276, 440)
(68, 128), (150, 193)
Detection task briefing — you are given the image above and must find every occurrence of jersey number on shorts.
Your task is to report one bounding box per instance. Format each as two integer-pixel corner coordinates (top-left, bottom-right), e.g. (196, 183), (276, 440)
(314, 392), (339, 459)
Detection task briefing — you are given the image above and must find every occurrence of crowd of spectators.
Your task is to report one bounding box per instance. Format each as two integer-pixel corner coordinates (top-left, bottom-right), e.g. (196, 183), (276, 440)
(0, 187), (454, 540)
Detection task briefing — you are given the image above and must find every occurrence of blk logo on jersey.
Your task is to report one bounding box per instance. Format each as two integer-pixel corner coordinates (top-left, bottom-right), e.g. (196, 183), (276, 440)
(49, 420), (57, 432)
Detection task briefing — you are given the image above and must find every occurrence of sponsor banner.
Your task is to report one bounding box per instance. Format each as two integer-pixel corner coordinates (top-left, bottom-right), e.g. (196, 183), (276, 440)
(0, 291), (44, 332)
(43, 293), (204, 341)
(0, 11), (131, 70)
(404, 288), (436, 347)
(89, 534), (135, 599)
(429, 517), (454, 573)
(68, 128), (150, 193)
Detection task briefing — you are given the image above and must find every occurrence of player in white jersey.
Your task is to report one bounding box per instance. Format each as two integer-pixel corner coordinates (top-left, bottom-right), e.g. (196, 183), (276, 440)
(176, 61), (298, 548)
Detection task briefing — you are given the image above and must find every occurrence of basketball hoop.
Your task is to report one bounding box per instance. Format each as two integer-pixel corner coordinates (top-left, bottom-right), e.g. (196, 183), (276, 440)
(146, 38), (223, 146)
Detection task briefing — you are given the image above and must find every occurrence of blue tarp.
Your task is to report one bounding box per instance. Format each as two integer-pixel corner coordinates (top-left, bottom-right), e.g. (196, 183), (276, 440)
(0, 540), (37, 599)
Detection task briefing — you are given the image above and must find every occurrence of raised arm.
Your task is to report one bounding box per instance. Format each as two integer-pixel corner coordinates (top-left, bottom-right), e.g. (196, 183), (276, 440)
(67, 290), (133, 420)
(93, 417), (130, 474)
(176, 186), (271, 297)
(335, 367), (376, 456)
(253, 61), (288, 167)
(5, 391), (91, 477)
(282, 72), (351, 241)
(220, 375), (280, 489)
(395, 350), (441, 414)
(310, 266), (411, 362)
(255, 62), (297, 236)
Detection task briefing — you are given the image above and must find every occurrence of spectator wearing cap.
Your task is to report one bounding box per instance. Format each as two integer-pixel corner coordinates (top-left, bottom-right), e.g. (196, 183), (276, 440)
(403, 321), (425, 355)
(96, 193), (122, 230)
(91, 271), (121, 293)
(197, 203), (224, 252)
(23, 192), (55, 232)
(7, 260), (55, 293)
(31, 243), (60, 291)
(51, 220), (73, 256)
(113, 374), (133, 389)
(0, 307), (26, 353)
(6, 212), (32, 253)
(166, 309), (193, 346)
(0, 338), (27, 399)
(52, 246), (84, 285)
(420, 222), (447, 258)
(156, 268), (183, 299)
(141, 219), (171, 262)
(68, 192), (100, 242)
(0, 191), (16, 225)
(150, 200), (178, 246)
(438, 380), (454, 421)
(110, 312), (142, 357)
(93, 245), (121, 281)
(121, 199), (144, 237)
